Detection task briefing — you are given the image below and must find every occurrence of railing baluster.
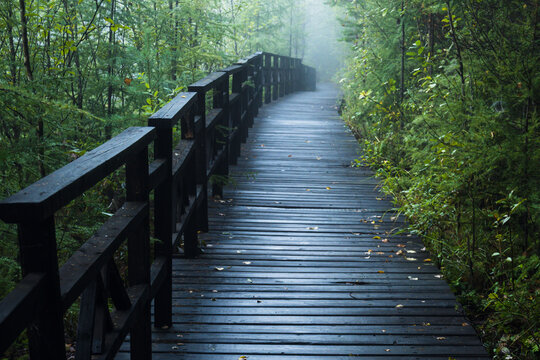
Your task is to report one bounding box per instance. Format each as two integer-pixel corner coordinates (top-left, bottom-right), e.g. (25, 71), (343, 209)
(264, 53), (272, 104)
(126, 146), (151, 360)
(18, 217), (66, 360)
(272, 55), (279, 101)
(153, 126), (173, 328)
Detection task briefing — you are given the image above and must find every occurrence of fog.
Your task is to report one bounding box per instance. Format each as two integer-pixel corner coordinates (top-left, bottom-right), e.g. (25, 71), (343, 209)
(302, 0), (348, 83)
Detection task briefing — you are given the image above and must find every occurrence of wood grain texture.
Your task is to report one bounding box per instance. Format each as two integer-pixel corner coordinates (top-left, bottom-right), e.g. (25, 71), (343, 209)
(118, 83), (488, 359)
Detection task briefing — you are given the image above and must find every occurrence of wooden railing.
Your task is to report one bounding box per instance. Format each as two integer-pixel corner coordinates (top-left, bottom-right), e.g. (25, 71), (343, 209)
(0, 52), (315, 359)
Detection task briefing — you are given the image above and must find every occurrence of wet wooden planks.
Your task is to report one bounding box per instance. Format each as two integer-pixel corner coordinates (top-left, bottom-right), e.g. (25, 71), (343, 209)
(117, 84), (488, 359)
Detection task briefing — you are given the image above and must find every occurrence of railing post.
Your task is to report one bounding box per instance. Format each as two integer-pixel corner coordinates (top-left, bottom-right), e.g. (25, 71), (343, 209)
(284, 57), (291, 95)
(213, 74), (229, 198)
(18, 218), (66, 360)
(279, 56), (285, 98)
(181, 109), (201, 257)
(264, 53), (271, 104)
(246, 62), (255, 128)
(293, 59), (300, 92)
(239, 66), (249, 143)
(152, 125), (173, 328)
(272, 55), (279, 101)
(255, 54), (263, 110)
(230, 67), (243, 164)
(126, 146), (151, 360)
(188, 89), (208, 255)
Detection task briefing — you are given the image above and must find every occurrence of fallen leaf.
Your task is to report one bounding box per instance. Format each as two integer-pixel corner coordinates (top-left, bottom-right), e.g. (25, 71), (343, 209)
(288, 154), (292, 157)
(395, 304), (404, 308)
(381, 238), (389, 243)
(408, 276), (419, 280)
(423, 258), (432, 262)
(247, 278), (253, 283)
(462, 322), (469, 326)
(260, 144), (265, 147)
(373, 236), (381, 239)
(212, 290), (218, 293)
(396, 250), (404, 256)
(406, 257), (417, 261)
(306, 189), (311, 191)
(307, 226), (319, 230)
(385, 349), (390, 352)
(434, 274), (443, 278)
(436, 337), (446, 340)
(243, 261), (252, 265)
(316, 156), (322, 160)
(397, 244), (406, 248)
(381, 329), (386, 333)
(406, 250), (416, 254)
(214, 267), (225, 271)
(378, 270), (385, 274)
(239, 356), (248, 360)
(326, 186), (332, 190)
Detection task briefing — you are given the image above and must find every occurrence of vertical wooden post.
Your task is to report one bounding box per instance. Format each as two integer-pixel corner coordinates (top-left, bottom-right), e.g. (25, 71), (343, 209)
(264, 53), (271, 104)
(279, 56), (285, 98)
(213, 76), (229, 198)
(256, 55), (263, 110)
(272, 55), (279, 101)
(125, 146), (151, 360)
(231, 69), (243, 164)
(293, 59), (299, 92)
(181, 110), (201, 257)
(246, 63), (255, 128)
(18, 218), (66, 360)
(284, 57), (290, 95)
(186, 87), (208, 253)
(240, 66), (249, 143)
(153, 126), (173, 328)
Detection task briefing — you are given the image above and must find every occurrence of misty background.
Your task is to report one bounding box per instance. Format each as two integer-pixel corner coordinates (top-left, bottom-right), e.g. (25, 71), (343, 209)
(302, 0), (348, 82)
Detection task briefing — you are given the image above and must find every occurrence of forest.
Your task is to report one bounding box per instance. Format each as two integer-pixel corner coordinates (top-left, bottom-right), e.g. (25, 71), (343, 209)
(0, 0), (538, 359)
(334, 0), (539, 358)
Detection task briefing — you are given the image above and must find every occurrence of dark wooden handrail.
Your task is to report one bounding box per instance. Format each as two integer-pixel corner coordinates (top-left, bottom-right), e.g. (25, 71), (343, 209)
(0, 52), (316, 359)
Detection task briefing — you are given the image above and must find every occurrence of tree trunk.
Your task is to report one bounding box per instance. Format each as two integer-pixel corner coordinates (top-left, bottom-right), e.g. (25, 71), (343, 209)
(20, 0), (46, 177)
(19, 0), (33, 82)
(106, 0), (117, 139)
(7, 4), (17, 84)
(428, 12), (434, 75)
(400, 0), (405, 105)
(446, 1), (465, 98)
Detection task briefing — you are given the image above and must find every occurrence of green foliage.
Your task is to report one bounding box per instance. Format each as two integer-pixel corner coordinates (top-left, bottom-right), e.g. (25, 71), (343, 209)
(334, 0), (539, 358)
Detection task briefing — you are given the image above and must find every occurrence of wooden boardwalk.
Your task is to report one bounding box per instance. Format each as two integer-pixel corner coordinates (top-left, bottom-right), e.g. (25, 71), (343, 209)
(119, 83), (488, 359)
